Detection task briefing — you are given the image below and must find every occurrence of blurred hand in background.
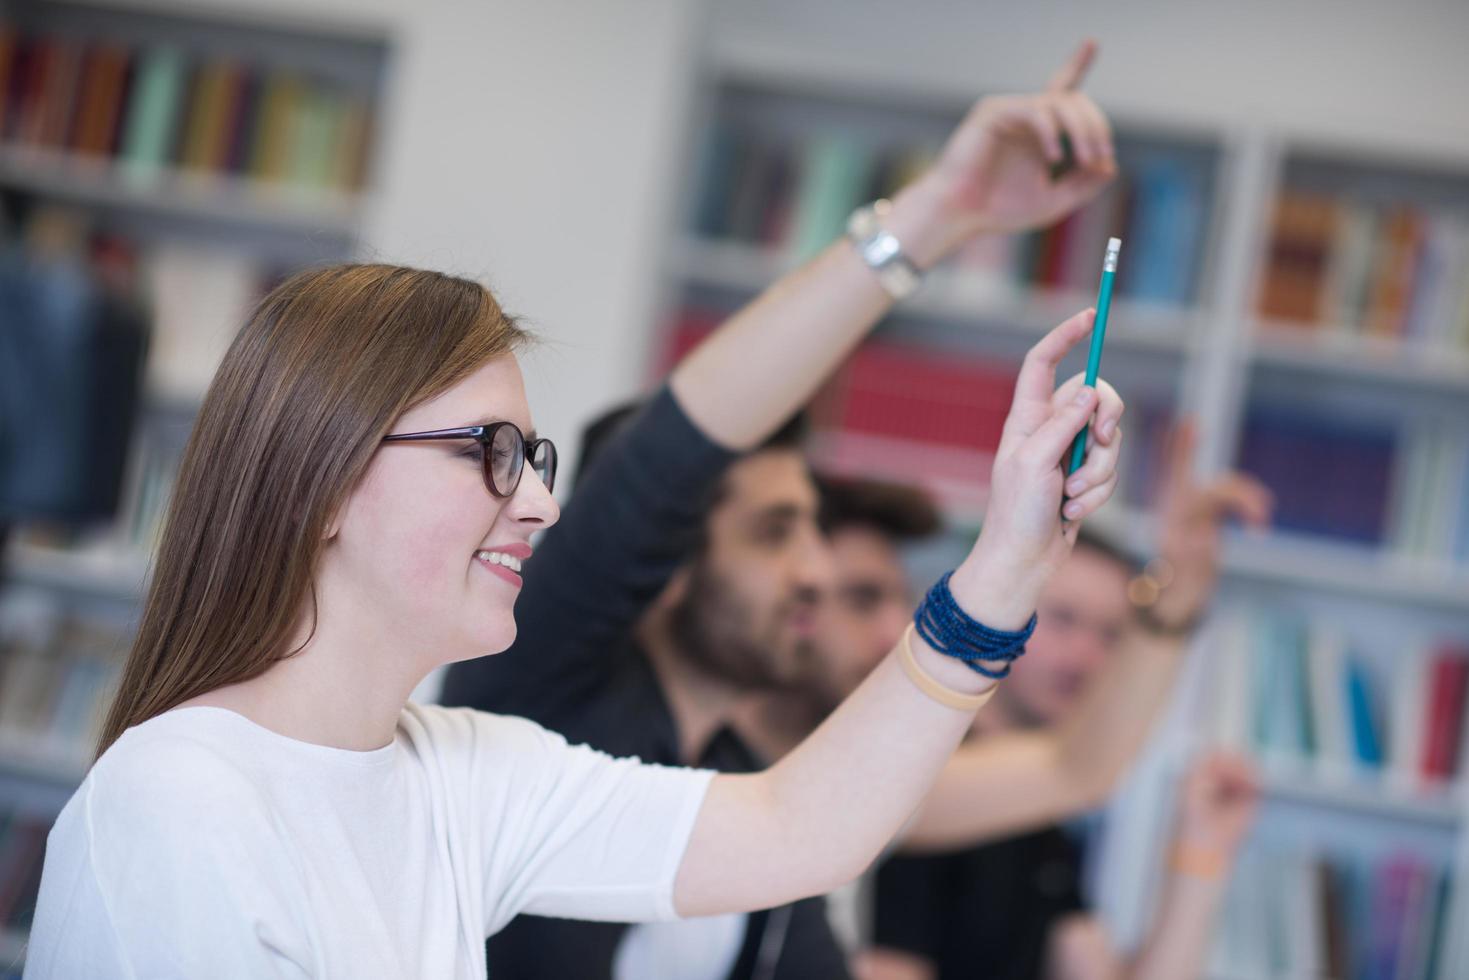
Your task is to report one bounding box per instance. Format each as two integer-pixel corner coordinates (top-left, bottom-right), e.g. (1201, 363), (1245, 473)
(1145, 420), (1275, 631)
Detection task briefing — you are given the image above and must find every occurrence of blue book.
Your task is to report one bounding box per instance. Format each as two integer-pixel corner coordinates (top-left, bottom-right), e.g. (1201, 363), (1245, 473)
(691, 121), (743, 239)
(1238, 409), (1396, 545)
(1252, 612), (1311, 756)
(1123, 158), (1205, 305)
(1345, 658), (1383, 767)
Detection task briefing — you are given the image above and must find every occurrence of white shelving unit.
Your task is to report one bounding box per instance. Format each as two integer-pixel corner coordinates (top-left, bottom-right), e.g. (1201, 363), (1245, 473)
(0, 1), (392, 963)
(661, 43), (1469, 978)
(2, 542), (151, 604)
(672, 237), (1199, 354)
(0, 142), (363, 237)
(1253, 323), (1469, 396)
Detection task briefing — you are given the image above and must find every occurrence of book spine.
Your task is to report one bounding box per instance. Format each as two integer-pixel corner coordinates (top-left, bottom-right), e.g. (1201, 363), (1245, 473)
(1421, 652), (1468, 780)
(119, 46), (186, 181)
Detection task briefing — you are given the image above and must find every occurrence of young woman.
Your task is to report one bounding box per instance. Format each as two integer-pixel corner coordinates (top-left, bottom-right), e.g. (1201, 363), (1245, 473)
(26, 45), (1126, 980)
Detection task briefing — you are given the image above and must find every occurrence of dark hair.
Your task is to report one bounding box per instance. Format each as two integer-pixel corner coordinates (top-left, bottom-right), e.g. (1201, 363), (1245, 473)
(1071, 525), (1140, 575)
(99, 264), (528, 757)
(573, 397), (808, 559)
(818, 476), (942, 542)
(573, 400), (643, 490)
(574, 396), (807, 497)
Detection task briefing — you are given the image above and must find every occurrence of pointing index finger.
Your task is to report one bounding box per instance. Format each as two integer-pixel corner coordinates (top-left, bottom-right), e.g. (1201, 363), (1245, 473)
(1046, 39), (1098, 92)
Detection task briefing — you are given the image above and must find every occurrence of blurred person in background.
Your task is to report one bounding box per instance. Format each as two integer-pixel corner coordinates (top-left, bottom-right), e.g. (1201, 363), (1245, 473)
(441, 40), (1124, 980)
(793, 426), (1270, 980)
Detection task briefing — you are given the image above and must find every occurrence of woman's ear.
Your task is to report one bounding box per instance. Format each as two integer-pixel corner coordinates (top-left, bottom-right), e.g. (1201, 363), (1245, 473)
(321, 503), (344, 542)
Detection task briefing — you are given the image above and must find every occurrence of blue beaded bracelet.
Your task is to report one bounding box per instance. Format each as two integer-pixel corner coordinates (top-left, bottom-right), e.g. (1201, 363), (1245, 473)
(913, 571), (1038, 679)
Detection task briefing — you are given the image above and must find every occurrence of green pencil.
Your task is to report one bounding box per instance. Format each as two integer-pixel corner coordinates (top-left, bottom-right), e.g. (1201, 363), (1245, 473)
(1067, 237), (1121, 476)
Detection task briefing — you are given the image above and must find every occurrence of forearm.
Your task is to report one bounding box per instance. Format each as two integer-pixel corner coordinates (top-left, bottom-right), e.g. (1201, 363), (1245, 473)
(670, 177), (949, 450)
(672, 43), (1121, 451)
(1043, 866), (1227, 980)
(1124, 870), (1229, 980)
(673, 308), (1125, 915)
(674, 562), (1031, 917)
(1053, 626), (1184, 799)
(904, 627), (1184, 850)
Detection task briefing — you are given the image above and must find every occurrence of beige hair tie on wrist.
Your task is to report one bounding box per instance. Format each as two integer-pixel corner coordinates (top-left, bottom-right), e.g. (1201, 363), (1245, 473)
(899, 624), (998, 712)
(1169, 842), (1229, 880)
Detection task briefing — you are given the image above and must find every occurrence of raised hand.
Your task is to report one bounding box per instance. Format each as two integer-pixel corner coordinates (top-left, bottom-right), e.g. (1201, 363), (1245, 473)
(1148, 421), (1274, 630)
(888, 40), (1117, 266)
(948, 308), (1125, 627)
(1175, 750), (1260, 858)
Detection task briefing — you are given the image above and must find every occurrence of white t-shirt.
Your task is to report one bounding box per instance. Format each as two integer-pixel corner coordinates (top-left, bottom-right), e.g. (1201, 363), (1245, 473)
(25, 703), (714, 979)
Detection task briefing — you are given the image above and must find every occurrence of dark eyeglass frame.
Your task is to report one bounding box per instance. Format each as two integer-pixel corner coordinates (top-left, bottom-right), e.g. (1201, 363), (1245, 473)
(381, 421), (558, 498)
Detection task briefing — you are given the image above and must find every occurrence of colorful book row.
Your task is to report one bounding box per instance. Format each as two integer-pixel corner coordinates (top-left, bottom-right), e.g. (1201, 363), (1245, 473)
(0, 24), (373, 193)
(1212, 847), (1454, 980)
(1207, 605), (1469, 786)
(692, 121), (1210, 306)
(1259, 190), (1469, 352)
(667, 307), (1469, 561)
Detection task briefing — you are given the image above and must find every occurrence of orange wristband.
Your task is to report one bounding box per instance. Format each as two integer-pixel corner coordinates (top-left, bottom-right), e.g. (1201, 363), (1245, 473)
(1169, 842), (1229, 880)
(898, 624), (998, 713)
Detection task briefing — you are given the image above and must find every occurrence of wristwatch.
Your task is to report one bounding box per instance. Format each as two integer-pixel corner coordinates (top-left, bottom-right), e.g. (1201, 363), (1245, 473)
(846, 200), (923, 300)
(1127, 558), (1201, 637)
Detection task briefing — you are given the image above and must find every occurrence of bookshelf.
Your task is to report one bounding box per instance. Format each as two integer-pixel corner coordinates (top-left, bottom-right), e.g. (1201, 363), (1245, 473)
(0, 141), (362, 237)
(655, 46), (1469, 980)
(0, 0), (392, 964)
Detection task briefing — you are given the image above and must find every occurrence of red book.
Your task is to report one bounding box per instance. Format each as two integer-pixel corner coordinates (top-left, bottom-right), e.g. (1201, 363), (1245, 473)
(1258, 192), (1338, 324)
(0, 24), (18, 138)
(38, 37), (83, 148)
(70, 42), (130, 156)
(1420, 649), (1469, 780)
(1036, 211), (1079, 289)
(219, 64), (259, 173)
(807, 342), (1016, 513)
(14, 35), (55, 145)
(1364, 207), (1425, 338)
(823, 342), (1013, 452)
(653, 307), (722, 379)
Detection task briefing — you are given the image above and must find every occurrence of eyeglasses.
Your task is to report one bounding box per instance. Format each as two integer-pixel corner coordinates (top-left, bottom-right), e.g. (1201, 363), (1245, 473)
(382, 422), (558, 498)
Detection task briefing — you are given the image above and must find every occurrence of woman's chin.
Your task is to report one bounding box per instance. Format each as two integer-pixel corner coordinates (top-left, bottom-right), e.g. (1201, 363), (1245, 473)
(447, 621), (517, 663)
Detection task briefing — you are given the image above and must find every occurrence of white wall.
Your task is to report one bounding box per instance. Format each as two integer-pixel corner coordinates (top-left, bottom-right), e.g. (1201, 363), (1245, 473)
(360, 0), (706, 463)
(709, 0), (1469, 159)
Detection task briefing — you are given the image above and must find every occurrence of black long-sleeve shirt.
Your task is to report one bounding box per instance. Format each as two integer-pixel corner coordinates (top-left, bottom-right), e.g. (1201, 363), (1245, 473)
(873, 825), (1087, 980)
(441, 386), (850, 980)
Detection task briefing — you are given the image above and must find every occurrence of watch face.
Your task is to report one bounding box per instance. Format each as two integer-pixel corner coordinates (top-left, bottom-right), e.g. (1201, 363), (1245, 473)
(867, 234), (901, 266)
(847, 203), (921, 299)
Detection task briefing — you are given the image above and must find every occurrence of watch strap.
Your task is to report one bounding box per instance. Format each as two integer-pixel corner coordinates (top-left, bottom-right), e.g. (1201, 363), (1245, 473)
(846, 200), (923, 300)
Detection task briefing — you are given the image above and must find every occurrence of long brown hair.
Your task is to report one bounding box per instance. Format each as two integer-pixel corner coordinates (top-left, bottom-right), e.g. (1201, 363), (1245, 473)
(97, 264), (528, 757)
